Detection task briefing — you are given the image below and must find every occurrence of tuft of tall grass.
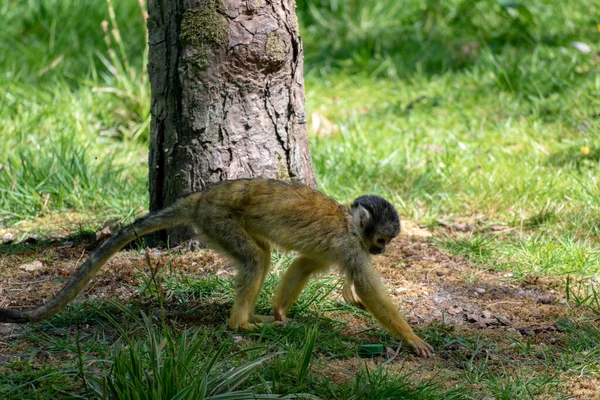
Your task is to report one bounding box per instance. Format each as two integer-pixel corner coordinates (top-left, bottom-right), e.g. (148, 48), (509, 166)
(0, 137), (142, 220)
(0, 0), (150, 225)
(297, 0), (599, 82)
(90, 313), (291, 400)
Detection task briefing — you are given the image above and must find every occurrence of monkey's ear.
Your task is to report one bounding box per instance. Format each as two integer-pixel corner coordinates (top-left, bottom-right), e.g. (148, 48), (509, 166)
(352, 205), (371, 229)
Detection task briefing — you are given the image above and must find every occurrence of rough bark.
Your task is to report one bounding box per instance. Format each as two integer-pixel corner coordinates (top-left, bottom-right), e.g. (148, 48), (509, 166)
(147, 0), (315, 244)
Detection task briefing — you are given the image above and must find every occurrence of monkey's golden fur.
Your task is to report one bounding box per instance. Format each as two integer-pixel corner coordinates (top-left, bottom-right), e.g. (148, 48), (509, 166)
(0, 179), (433, 357)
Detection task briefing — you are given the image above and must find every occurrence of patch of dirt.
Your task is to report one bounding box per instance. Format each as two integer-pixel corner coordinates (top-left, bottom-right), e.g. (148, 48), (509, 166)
(557, 374), (600, 400)
(0, 242), (228, 309)
(0, 219), (597, 398)
(378, 221), (567, 334)
(322, 221), (597, 399)
(0, 211), (108, 243)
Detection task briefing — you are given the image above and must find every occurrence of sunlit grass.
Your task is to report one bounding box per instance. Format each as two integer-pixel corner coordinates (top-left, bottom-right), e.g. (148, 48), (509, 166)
(1, 0), (600, 398)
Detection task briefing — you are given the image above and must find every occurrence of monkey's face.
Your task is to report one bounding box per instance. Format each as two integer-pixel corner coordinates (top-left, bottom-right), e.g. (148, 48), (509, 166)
(351, 195), (400, 255)
(368, 234), (393, 255)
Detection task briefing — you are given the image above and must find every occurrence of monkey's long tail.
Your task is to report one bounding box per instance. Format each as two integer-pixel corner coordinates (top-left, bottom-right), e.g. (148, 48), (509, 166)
(0, 204), (188, 323)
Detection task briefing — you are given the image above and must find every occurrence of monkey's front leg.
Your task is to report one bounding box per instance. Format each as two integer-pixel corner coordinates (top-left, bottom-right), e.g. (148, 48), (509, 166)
(245, 240), (273, 325)
(273, 256), (328, 322)
(348, 258), (434, 358)
(201, 218), (272, 331)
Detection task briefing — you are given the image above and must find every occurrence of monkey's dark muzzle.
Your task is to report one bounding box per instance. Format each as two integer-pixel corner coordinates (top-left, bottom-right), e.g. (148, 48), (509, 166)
(369, 247), (385, 255)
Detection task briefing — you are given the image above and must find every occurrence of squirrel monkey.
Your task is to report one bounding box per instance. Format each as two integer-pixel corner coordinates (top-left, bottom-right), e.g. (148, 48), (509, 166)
(0, 179), (434, 357)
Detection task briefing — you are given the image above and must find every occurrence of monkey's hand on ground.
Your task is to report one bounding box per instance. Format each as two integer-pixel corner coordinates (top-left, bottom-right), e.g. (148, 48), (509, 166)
(406, 336), (435, 358)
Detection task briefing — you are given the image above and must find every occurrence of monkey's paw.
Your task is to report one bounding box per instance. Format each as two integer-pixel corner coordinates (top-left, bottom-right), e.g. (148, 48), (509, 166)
(229, 319), (261, 331)
(273, 309), (288, 323)
(406, 336), (434, 358)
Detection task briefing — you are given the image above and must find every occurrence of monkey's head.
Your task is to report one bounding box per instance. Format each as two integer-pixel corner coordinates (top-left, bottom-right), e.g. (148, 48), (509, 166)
(351, 195), (400, 255)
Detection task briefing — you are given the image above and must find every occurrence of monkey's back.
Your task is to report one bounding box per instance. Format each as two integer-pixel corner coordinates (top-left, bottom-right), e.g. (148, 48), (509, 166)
(190, 179), (356, 259)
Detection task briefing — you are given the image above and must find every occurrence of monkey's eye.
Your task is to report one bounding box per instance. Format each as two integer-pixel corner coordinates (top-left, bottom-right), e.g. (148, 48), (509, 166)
(377, 238), (386, 245)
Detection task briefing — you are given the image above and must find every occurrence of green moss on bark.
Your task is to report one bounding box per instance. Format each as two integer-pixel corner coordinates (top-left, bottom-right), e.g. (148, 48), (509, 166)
(180, 0), (228, 69)
(266, 33), (285, 64)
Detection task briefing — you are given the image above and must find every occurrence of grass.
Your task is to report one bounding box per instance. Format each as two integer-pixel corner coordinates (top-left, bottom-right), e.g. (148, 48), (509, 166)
(0, 293), (458, 399)
(1, 0), (600, 398)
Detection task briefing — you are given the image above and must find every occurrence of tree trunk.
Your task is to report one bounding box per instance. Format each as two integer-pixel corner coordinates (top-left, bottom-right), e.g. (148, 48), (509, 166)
(147, 0), (315, 244)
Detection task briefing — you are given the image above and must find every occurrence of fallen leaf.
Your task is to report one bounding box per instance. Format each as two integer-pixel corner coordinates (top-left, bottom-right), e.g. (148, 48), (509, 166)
(95, 219), (120, 240)
(19, 260), (44, 272)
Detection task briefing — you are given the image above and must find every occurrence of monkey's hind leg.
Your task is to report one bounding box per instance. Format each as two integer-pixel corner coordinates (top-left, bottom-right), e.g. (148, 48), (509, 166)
(249, 240), (273, 324)
(202, 218), (270, 331)
(273, 256), (328, 322)
(229, 246), (270, 330)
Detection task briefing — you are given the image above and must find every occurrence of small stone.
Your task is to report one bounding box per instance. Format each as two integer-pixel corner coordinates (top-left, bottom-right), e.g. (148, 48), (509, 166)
(477, 318), (496, 328)
(519, 328), (534, 336)
(481, 310), (493, 319)
(436, 271), (444, 276)
(495, 314), (512, 326)
(447, 305), (463, 315)
(466, 313), (480, 323)
(454, 222), (474, 232)
(2, 232), (14, 242)
(383, 346), (397, 360)
(537, 296), (556, 304)
(532, 312), (543, 319)
(475, 287), (486, 294)
(554, 318), (570, 332)
(233, 335), (244, 344)
(149, 248), (163, 257)
(19, 260), (44, 272)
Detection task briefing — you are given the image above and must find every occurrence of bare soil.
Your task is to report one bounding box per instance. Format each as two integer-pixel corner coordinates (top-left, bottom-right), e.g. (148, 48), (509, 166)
(0, 219), (597, 399)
